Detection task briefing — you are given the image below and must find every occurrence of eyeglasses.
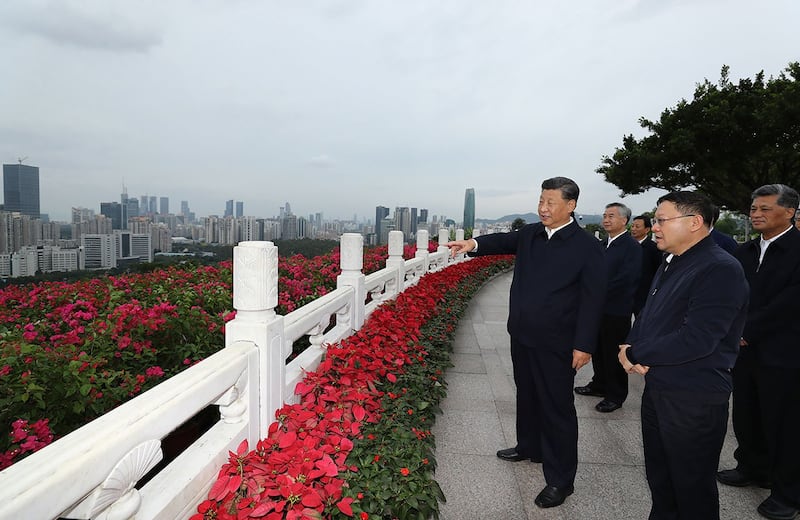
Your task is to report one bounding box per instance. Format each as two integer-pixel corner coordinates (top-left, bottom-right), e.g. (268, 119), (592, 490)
(652, 214), (696, 227)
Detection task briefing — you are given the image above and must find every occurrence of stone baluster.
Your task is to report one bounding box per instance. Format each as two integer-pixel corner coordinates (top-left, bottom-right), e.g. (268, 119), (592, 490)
(386, 230), (405, 295)
(437, 228), (450, 256)
(225, 241), (286, 439)
(415, 229), (430, 272)
(336, 233), (366, 331)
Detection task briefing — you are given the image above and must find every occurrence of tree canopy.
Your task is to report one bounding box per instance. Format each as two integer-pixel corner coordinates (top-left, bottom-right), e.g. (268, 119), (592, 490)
(597, 63), (800, 213)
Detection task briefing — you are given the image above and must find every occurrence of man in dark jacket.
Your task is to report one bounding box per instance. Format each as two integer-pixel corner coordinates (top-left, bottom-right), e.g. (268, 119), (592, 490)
(717, 184), (800, 520)
(630, 214), (662, 317)
(574, 202), (641, 412)
(710, 205), (739, 255)
(447, 177), (606, 509)
(618, 191), (749, 520)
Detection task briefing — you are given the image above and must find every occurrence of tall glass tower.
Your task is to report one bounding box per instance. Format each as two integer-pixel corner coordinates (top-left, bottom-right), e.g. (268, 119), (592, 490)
(463, 188), (475, 231)
(3, 163), (40, 218)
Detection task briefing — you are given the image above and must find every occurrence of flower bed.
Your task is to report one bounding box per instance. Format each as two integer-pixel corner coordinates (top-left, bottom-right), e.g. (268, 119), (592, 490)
(193, 255), (513, 520)
(0, 243), (427, 470)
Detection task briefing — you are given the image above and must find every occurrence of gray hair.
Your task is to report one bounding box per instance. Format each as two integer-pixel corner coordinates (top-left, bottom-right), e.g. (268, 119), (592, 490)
(605, 202), (632, 224)
(751, 184), (800, 212)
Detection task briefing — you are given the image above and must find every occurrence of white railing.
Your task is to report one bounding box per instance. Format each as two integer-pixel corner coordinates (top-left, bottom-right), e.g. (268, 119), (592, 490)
(0, 228), (462, 520)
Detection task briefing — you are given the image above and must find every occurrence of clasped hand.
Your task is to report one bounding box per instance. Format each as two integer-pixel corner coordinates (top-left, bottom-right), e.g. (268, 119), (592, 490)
(618, 344), (649, 375)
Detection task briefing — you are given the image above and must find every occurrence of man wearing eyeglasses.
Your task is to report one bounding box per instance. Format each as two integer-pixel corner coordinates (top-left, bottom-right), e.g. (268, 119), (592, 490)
(717, 184), (800, 520)
(618, 191), (749, 520)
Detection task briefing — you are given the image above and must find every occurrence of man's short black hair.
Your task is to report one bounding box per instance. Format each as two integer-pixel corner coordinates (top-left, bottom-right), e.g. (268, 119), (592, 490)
(541, 177), (580, 202)
(656, 191), (714, 229)
(633, 214), (652, 228)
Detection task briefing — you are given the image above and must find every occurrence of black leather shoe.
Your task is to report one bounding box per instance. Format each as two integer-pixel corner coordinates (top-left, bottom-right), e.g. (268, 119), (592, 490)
(757, 495), (799, 520)
(716, 468), (771, 489)
(595, 399), (622, 413)
(534, 484), (574, 508)
(496, 447), (526, 462)
(574, 384), (604, 397)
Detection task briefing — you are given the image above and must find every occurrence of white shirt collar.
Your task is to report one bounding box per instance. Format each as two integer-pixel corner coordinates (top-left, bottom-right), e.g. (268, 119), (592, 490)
(545, 217), (574, 239)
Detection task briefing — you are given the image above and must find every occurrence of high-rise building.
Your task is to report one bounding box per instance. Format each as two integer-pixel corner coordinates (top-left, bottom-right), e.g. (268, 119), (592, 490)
(419, 208), (429, 224)
(3, 163), (40, 218)
(180, 200), (190, 216)
(375, 206), (390, 244)
(463, 188), (476, 231)
(235, 201), (243, 218)
(282, 214), (298, 240)
(100, 202), (123, 230)
(71, 207), (95, 224)
(148, 196), (157, 215)
(225, 200), (234, 218)
(81, 234), (117, 269)
(160, 197), (169, 215)
(395, 207), (412, 239)
(411, 207), (418, 234)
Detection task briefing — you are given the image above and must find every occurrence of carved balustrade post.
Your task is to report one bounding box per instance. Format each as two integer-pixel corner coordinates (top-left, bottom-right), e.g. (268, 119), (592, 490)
(337, 233), (366, 331)
(455, 229), (466, 260)
(415, 229), (429, 272)
(226, 241), (286, 439)
(386, 230), (405, 296)
(437, 228), (450, 256)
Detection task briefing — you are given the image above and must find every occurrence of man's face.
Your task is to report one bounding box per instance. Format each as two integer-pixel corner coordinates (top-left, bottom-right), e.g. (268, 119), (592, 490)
(652, 201), (698, 255)
(602, 206), (627, 236)
(630, 218), (650, 241)
(538, 189), (576, 229)
(750, 195), (796, 239)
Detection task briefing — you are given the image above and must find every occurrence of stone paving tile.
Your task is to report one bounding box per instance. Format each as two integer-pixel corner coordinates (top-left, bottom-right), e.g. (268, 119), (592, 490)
(434, 271), (768, 520)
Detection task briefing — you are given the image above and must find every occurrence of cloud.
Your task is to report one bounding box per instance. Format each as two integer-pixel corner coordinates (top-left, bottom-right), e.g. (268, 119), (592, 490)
(305, 154), (337, 168)
(1, 1), (162, 52)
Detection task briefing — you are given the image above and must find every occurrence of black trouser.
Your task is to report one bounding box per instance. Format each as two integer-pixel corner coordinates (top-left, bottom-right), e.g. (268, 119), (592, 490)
(589, 313), (631, 404)
(511, 337), (577, 488)
(732, 351), (800, 508)
(641, 387), (729, 520)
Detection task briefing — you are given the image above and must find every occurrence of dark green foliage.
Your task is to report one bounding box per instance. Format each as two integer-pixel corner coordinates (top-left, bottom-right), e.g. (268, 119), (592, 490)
(597, 62), (800, 213)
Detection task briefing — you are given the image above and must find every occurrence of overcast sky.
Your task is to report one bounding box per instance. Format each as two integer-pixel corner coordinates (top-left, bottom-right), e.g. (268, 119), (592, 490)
(1, 0), (797, 223)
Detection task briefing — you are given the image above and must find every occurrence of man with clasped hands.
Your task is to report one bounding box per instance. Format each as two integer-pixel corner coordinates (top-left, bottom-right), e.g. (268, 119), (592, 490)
(447, 176), (606, 509)
(618, 191), (749, 520)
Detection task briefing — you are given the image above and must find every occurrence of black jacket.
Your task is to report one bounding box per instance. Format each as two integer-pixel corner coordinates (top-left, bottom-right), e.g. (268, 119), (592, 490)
(626, 236), (749, 397)
(472, 220), (606, 353)
(711, 228), (739, 255)
(634, 238), (662, 315)
(735, 227), (800, 367)
(603, 231), (642, 317)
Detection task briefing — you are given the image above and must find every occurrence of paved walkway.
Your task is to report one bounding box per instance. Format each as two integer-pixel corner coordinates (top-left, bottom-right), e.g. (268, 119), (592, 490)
(432, 271), (769, 520)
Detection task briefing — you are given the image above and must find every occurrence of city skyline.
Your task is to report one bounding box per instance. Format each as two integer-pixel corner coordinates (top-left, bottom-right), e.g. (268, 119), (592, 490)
(2, 2), (797, 222)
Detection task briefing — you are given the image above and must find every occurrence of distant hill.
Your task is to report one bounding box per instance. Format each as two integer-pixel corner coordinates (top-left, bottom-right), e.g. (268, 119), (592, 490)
(476, 213), (602, 225)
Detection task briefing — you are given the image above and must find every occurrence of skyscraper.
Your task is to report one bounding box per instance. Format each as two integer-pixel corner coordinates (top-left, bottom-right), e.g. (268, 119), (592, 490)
(463, 188), (475, 231)
(225, 200), (234, 217)
(100, 202), (123, 230)
(419, 208), (429, 224)
(160, 197), (169, 215)
(375, 206), (390, 244)
(235, 201), (243, 218)
(3, 163), (40, 218)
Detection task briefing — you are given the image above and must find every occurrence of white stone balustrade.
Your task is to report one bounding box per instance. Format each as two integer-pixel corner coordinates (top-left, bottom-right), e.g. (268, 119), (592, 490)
(0, 230), (466, 520)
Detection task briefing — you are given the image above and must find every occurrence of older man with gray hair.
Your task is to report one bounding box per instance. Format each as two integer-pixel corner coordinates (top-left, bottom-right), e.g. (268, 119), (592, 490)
(575, 202), (641, 412)
(717, 183), (800, 520)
